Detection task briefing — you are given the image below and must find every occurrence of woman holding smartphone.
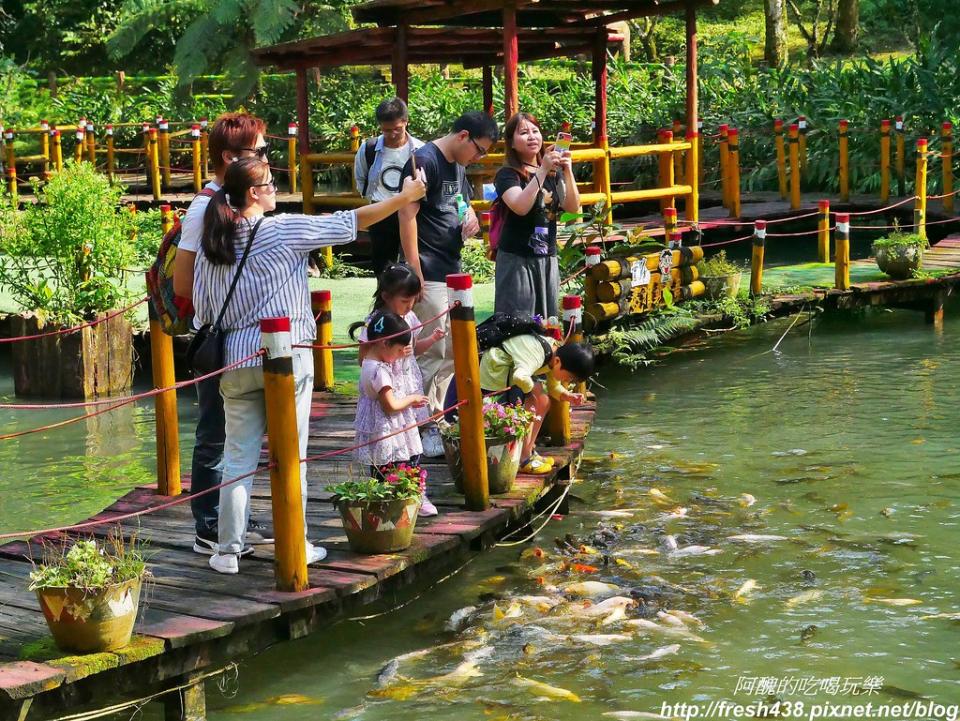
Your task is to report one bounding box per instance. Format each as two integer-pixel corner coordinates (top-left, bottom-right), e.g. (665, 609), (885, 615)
(493, 112), (581, 320)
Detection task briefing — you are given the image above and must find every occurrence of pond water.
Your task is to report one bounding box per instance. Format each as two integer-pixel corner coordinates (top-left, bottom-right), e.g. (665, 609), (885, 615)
(3, 303), (959, 719)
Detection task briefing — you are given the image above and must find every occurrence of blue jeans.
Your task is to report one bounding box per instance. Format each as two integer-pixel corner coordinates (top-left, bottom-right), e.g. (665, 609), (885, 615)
(190, 375), (224, 539)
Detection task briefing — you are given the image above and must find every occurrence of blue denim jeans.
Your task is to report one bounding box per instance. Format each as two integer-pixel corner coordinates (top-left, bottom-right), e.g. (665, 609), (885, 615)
(216, 349), (314, 555)
(190, 374), (224, 539)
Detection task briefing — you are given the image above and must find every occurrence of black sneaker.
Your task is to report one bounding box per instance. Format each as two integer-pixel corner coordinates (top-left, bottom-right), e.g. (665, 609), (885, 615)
(193, 535), (254, 557)
(246, 518), (275, 544)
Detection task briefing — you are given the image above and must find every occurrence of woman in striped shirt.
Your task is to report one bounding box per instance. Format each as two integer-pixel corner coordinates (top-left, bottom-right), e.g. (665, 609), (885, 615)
(195, 157), (426, 575)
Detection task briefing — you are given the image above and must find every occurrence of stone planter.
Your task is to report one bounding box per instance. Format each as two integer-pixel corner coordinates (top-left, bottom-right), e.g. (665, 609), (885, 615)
(337, 497), (420, 554)
(873, 243), (923, 280)
(443, 434), (523, 495)
(36, 577), (142, 653)
(10, 311), (133, 398)
(701, 272), (742, 299)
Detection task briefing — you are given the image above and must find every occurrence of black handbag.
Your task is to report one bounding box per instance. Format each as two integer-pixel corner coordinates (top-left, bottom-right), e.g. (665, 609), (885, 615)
(186, 218), (263, 376)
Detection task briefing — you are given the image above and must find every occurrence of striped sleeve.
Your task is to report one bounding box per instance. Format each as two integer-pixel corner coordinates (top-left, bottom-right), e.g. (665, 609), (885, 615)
(273, 212), (358, 253)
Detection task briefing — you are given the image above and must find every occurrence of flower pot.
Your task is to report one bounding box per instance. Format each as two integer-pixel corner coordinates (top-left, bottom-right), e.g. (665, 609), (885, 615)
(442, 433), (464, 492)
(873, 243), (923, 280)
(701, 272), (742, 299)
(444, 434), (523, 495)
(35, 577), (142, 653)
(337, 497), (420, 554)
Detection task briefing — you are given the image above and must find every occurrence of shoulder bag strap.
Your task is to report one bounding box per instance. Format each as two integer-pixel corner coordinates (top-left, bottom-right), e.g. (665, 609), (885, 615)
(212, 217), (264, 332)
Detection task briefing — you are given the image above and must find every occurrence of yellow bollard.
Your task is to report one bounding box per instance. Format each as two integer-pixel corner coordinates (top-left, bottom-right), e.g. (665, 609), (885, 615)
(260, 317), (309, 592)
(287, 122), (298, 194)
(200, 118), (210, 180)
(818, 200), (831, 263)
(895, 116), (906, 197)
(149, 128), (162, 200)
(750, 220), (766, 296)
(673, 119), (684, 185)
(916, 138), (928, 239)
(775, 119), (787, 200)
(148, 270), (181, 497)
(788, 124), (801, 210)
(106, 124), (116, 182)
(798, 116), (808, 171)
(839, 120), (850, 202)
(880, 119), (891, 203)
(160, 204), (174, 235)
(685, 130), (699, 224)
(659, 130), (675, 212)
(40, 120), (50, 179)
(159, 118), (171, 189)
(310, 290), (334, 391)
(728, 128), (741, 219)
(545, 295), (582, 447)
(719, 124), (729, 209)
(74, 124), (85, 163)
(142, 123), (152, 188)
(664, 206), (678, 240)
(85, 122), (96, 163)
(191, 124), (202, 193)
(446, 273), (489, 511)
(51, 129), (63, 172)
(350, 125), (361, 152)
(942, 122), (954, 214)
(834, 213), (850, 290)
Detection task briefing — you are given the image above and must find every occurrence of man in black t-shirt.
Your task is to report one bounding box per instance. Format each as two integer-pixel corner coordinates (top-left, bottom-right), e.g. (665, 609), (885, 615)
(398, 111), (500, 456)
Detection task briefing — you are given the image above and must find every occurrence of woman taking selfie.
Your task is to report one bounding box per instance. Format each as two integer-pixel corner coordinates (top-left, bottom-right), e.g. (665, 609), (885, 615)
(493, 112), (580, 320)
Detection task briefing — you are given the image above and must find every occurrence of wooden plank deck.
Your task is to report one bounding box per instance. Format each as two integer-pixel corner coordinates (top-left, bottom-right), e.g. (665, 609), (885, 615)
(0, 393), (594, 720)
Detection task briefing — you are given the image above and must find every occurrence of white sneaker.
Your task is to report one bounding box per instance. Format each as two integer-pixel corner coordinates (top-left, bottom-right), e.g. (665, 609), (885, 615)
(421, 426), (444, 458)
(420, 496), (439, 517)
(306, 542), (327, 564)
(209, 553), (239, 574)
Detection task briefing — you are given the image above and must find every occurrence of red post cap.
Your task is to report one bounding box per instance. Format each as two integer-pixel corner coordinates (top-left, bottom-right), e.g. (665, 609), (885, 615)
(836, 213), (850, 222)
(728, 128), (739, 137)
(160, 204), (172, 212)
(719, 124), (729, 132)
(52, 129), (60, 137)
(664, 207), (677, 218)
(943, 122), (953, 131)
(790, 124), (799, 132)
(917, 138), (928, 148)
(311, 289), (332, 303)
(350, 125), (359, 133)
(562, 295), (582, 309)
(662, 130), (673, 141)
(289, 121), (297, 127)
(481, 211), (491, 221)
(839, 119), (849, 129)
(881, 119), (891, 128)
(774, 119), (784, 129)
(755, 220), (767, 230)
(260, 317), (291, 333)
(686, 130), (698, 140)
(585, 245), (602, 256)
(446, 273), (473, 290)
(818, 199), (830, 211)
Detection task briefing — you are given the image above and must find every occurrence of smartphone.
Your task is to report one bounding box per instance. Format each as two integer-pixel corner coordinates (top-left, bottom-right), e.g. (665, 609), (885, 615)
(555, 131), (573, 155)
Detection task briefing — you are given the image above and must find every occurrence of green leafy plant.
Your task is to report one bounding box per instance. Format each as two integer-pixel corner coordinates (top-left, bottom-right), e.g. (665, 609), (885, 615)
(697, 249), (744, 277)
(0, 161), (140, 323)
(461, 238), (494, 283)
(314, 254), (372, 279)
(689, 290), (772, 329)
(871, 229), (929, 252)
(593, 311), (698, 369)
(29, 533), (147, 591)
(328, 462), (426, 503)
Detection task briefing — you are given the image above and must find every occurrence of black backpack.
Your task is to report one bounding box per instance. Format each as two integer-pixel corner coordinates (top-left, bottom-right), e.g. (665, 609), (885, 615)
(360, 137), (377, 196)
(476, 313), (555, 361)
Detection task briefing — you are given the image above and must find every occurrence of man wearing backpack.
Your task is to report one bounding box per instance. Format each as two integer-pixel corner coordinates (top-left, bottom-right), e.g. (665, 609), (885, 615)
(171, 112), (271, 556)
(354, 98), (424, 275)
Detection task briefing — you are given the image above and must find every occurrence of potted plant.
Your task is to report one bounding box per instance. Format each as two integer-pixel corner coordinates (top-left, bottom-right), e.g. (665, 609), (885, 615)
(328, 463), (426, 554)
(29, 533), (148, 654)
(697, 250), (743, 299)
(440, 400), (537, 495)
(872, 230), (928, 280)
(0, 161), (142, 398)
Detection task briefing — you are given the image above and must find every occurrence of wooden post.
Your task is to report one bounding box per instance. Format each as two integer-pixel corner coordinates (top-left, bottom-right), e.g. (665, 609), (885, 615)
(503, 3), (519, 122)
(719, 124), (729, 209)
(447, 274), (489, 511)
(310, 290), (334, 391)
(287, 122), (298, 193)
(788, 123), (801, 210)
(685, 130), (699, 223)
(191, 124), (202, 193)
(545, 295), (581, 447)
(916, 138), (928, 239)
(148, 265), (181, 498)
(728, 128), (741, 218)
(200, 118), (210, 180)
(880, 119), (891, 203)
(106, 124), (116, 182)
(775, 119), (787, 200)
(74, 124), (85, 164)
(895, 116), (905, 197)
(482, 66), (495, 118)
(86, 121), (96, 163)
(942, 122), (954, 214)
(664, 206), (678, 240)
(260, 317), (309, 592)
(40, 120), (50, 179)
(750, 220), (766, 295)
(697, 119), (704, 183)
(162, 674), (206, 721)
(685, 2), (699, 161)
(839, 120), (850, 202)
(593, 28), (612, 222)
(673, 119), (684, 184)
(834, 213), (850, 290)
(818, 199), (831, 263)
(142, 123), (152, 188)
(798, 116), (808, 171)
(51, 129), (63, 172)
(584, 245), (601, 308)
(659, 129), (675, 212)
(392, 24), (410, 103)
(149, 128), (162, 200)
(159, 118), (171, 188)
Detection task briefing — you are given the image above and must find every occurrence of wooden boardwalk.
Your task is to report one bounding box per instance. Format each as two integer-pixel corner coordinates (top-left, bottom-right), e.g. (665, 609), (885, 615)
(0, 394), (595, 720)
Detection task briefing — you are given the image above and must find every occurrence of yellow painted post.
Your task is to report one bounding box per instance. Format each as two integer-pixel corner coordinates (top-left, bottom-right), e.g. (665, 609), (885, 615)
(142, 122), (152, 188)
(750, 220), (766, 295)
(260, 317), (309, 592)
(287, 122), (298, 194)
(51, 129), (63, 172)
(545, 295), (582, 447)
(39, 120), (50, 179)
(350, 125), (361, 152)
(598, 136), (613, 223)
(447, 273), (489, 511)
(916, 138), (928, 239)
(895, 116), (906, 197)
(659, 130), (675, 212)
(310, 290), (334, 391)
(74, 124), (85, 163)
(664, 206), (678, 241)
(818, 199), (831, 263)
(880, 119), (892, 203)
(584, 245), (601, 310)
(147, 267), (181, 497)
(191, 124), (202, 193)
(798, 116), (808, 171)
(673, 119), (684, 184)
(834, 213), (850, 290)
(685, 130), (699, 223)
(719, 124), (729, 209)
(160, 204), (174, 235)
(728, 128), (741, 219)
(839, 120), (850, 202)
(106, 124), (116, 182)
(788, 124), (801, 210)
(85, 121), (96, 163)
(149, 128), (162, 200)
(942, 122), (954, 214)
(775, 119), (787, 200)
(697, 119), (704, 186)
(200, 118), (210, 180)
(159, 118), (171, 189)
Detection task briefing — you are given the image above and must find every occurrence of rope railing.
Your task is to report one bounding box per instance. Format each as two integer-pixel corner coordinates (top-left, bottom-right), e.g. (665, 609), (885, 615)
(296, 303), (455, 351)
(0, 297), (147, 344)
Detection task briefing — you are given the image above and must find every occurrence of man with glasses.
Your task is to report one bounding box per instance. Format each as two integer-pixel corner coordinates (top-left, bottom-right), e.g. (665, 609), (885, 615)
(172, 111), (273, 556)
(354, 98), (424, 274)
(398, 110), (500, 457)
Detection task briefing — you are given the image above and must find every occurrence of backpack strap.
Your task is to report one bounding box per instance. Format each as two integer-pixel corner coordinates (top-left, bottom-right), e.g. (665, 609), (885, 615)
(361, 137), (378, 196)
